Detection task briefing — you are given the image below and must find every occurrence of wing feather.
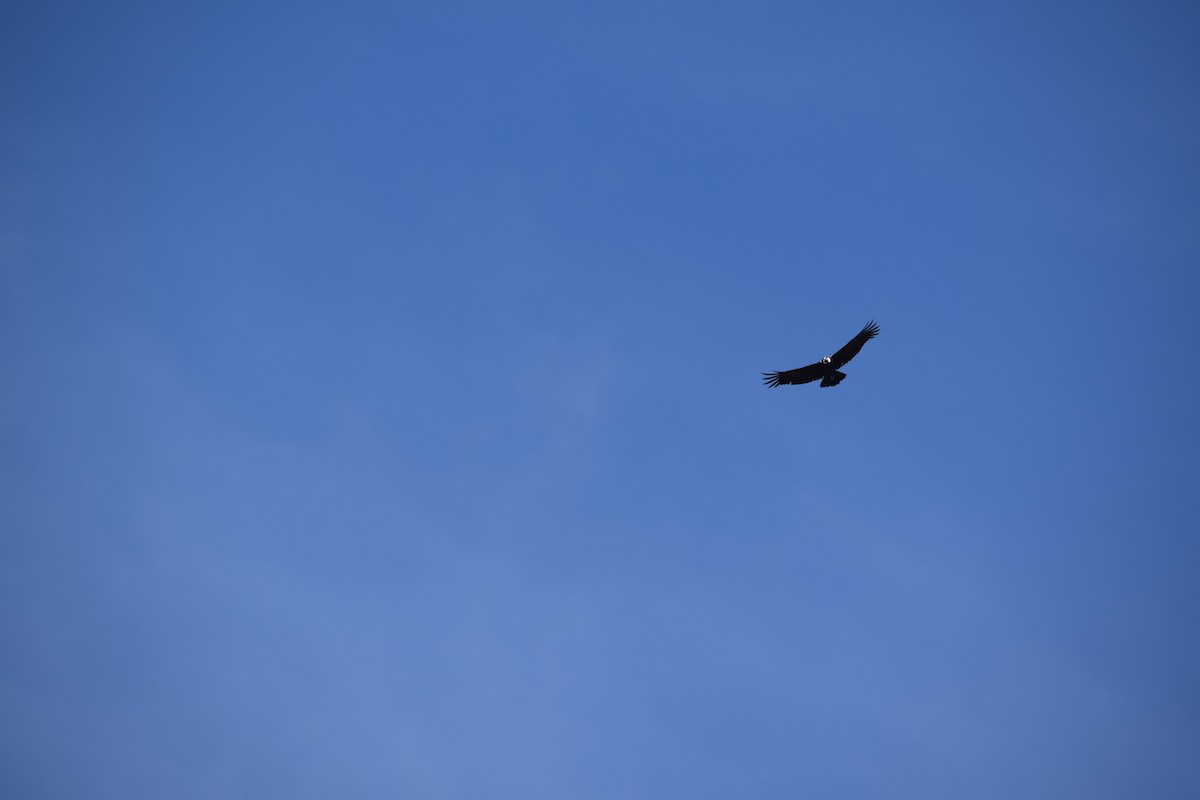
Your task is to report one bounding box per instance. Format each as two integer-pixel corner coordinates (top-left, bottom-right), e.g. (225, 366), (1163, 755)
(762, 362), (824, 388)
(827, 320), (880, 369)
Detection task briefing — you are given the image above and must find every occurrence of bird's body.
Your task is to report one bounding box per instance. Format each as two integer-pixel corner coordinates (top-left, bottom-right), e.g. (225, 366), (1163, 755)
(762, 321), (879, 389)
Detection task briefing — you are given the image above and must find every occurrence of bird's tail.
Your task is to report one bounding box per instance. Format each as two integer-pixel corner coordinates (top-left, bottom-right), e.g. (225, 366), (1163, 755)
(820, 371), (846, 387)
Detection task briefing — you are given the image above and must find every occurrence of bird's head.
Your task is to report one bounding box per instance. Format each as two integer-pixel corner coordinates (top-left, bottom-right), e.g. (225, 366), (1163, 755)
(820, 356), (832, 365)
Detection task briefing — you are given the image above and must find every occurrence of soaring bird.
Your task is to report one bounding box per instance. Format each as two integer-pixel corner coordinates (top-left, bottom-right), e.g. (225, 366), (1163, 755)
(762, 321), (880, 388)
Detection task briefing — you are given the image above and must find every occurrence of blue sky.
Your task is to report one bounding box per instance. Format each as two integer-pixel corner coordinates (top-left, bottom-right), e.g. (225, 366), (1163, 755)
(3, 1), (1199, 797)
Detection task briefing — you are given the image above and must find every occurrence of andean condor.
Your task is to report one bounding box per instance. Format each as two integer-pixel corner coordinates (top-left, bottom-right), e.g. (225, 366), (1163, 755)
(762, 321), (880, 389)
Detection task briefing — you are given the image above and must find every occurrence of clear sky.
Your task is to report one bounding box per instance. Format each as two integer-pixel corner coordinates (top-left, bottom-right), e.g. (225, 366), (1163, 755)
(3, 1), (1199, 798)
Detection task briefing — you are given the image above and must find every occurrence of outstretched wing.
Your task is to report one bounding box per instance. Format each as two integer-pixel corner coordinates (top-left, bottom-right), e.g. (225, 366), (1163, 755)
(762, 362), (825, 388)
(828, 320), (880, 369)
